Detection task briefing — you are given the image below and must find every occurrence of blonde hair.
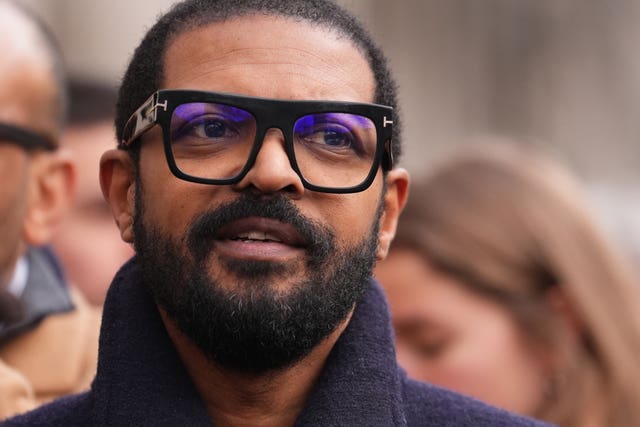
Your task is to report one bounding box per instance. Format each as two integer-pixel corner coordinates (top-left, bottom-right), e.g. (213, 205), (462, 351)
(394, 141), (640, 427)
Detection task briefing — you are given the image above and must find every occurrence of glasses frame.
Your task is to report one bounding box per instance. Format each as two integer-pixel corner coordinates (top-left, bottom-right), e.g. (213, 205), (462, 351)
(0, 123), (56, 151)
(121, 89), (395, 194)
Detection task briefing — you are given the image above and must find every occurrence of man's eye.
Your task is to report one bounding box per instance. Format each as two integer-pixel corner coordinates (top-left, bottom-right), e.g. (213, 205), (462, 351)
(187, 119), (234, 139)
(319, 128), (353, 147)
(299, 125), (356, 149)
(198, 120), (227, 138)
(173, 116), (239, 141)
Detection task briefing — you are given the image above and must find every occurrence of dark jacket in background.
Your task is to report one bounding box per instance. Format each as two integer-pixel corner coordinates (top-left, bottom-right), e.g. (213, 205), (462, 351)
(0, 248), (100, 419)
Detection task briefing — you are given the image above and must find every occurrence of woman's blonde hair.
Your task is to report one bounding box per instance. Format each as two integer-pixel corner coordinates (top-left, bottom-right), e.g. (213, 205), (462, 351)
(394, 141), (640, 427)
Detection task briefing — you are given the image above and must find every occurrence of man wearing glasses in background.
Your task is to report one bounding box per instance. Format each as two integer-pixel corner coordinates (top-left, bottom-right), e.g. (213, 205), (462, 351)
(7, 0), (551, 425)
(0, 1), (99, 420)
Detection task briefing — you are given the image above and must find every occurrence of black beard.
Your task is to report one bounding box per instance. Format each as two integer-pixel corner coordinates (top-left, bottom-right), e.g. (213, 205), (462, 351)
(133, 186), (381, 375)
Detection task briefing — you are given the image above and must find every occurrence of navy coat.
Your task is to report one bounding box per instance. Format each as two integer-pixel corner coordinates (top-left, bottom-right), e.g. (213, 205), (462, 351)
(3, 259), (553, 426)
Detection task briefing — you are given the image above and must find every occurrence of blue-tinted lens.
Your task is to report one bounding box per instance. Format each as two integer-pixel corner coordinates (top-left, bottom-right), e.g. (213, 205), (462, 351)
(169, 102), (256, 179)
(166, 103), (378, 189)
(293, 113), (377, 188)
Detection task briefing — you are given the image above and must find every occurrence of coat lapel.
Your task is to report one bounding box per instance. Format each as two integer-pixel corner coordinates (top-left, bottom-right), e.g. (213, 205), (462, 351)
(93, 259), (405, 426)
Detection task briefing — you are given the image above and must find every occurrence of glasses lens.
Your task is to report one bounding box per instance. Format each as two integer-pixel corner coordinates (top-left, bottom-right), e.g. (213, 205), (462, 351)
(170, 102), (257, 180)
(293, 113), (377, 188)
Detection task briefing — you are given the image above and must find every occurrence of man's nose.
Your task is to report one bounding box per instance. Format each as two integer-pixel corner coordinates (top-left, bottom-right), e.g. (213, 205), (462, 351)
(232, 128), (305, 196)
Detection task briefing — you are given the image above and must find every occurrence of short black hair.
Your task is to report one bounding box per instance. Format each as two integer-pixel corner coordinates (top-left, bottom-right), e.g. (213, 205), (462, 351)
(115, 0), (402, 163)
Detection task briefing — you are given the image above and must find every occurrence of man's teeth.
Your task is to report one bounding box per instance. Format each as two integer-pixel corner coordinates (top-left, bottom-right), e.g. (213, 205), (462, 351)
(235, 231), (282, 242)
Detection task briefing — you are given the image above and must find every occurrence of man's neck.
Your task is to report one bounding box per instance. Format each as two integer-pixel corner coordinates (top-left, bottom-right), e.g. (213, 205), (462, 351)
(159, 308), (352, 427)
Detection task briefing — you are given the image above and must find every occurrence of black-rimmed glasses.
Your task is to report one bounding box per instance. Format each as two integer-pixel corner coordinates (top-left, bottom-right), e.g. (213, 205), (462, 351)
(121, 90), (395, 193)
(0, 123), (56, 151)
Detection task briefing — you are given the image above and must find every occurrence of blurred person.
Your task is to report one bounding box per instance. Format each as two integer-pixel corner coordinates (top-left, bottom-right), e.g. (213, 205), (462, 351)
(5, 1), (550, 426)
(375, 141), (640, 427)
(586, 184), (640, 278)
(0, 1), (99, 420)
(51, 80), (134, 305)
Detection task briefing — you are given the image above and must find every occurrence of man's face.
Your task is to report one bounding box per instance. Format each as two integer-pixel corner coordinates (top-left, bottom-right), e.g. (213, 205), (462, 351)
(140, 15), (382, 283)
(110, 15), (407, 373)
(0, 5), (59, 286)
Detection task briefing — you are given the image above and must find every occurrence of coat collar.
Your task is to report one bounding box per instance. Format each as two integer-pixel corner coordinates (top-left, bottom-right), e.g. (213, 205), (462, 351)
(92, 258), (406, 426)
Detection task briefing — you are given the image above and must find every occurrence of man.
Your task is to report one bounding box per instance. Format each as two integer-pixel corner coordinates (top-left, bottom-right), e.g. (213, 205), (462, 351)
(0, 1), (100, 420)
(51, 80), (134, 305)
(6, 1), (551, 425)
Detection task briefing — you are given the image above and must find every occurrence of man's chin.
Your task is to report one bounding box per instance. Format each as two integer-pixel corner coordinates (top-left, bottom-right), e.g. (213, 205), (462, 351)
(133, 187), (381, 374)
(198, 257), (310, 295)
(141, 244), (373, 374)
(219, 257), (293, 278)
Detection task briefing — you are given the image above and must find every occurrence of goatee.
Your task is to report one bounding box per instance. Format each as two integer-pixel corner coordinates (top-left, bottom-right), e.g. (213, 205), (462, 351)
(133, 185), (381, 374)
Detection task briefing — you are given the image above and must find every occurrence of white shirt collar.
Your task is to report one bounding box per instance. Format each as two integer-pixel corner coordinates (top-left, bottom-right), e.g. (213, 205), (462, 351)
(7, 256), (29, 298)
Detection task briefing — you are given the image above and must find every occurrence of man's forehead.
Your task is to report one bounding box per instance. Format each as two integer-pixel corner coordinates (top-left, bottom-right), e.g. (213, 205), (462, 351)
(161, 14), (376, 103)
(0, 60), (58, 135)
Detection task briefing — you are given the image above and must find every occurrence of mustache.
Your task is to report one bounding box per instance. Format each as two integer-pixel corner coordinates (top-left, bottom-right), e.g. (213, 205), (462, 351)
(187, 193), (334, 262)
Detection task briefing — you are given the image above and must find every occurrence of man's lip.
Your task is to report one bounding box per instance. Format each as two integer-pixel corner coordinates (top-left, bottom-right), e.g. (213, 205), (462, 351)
(214, 217), (306, 247)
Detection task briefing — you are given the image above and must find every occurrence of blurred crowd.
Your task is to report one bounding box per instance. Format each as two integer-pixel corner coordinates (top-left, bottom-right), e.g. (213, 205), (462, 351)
(375, 141), (640, 426)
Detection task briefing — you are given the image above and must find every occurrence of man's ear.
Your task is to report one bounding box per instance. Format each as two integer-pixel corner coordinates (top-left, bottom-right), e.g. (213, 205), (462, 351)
(22, 150), (76, 246)
(377, 168), (409, 260)
(100, 149), (136, 243)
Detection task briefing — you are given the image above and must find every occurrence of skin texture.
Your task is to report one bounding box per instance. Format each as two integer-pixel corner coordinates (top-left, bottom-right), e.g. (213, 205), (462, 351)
(0, 145), (30, 286)
(375, 247), (549, 415)
(51, 122), (133, 305)
(100, 15), (408, 427)
(0, 2), (74, 289)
